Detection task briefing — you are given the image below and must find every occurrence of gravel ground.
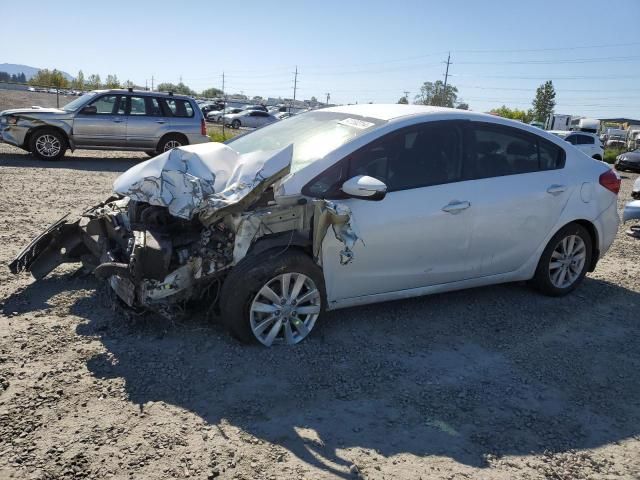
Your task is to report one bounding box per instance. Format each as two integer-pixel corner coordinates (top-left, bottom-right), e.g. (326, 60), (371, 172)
(1, 142), (639, 480)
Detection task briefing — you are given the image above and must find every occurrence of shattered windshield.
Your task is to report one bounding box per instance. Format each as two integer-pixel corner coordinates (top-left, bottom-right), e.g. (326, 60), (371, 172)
(227, 110), (385, 173)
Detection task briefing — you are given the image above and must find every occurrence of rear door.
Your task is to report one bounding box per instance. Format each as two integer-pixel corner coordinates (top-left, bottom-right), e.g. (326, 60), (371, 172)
(461, 122), (571, 277)
(126, 96), (168, 149)
(576, 133), (598, 157)
(73, 94), (126, 147)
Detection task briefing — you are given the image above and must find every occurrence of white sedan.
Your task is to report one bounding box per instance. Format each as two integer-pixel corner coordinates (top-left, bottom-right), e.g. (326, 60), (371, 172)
(11, 105), (621, 347)
(224, 110), (279, 129)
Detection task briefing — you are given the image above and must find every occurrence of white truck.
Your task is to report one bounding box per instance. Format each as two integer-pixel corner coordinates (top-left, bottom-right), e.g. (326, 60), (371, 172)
(570, 117), (600, 134)
(545, 113), (572, 130)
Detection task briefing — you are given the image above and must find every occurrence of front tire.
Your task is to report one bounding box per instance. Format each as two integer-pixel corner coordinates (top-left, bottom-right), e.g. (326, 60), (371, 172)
(219, 249), (326, 346)
(231, 119), (241, 129)
(531, 223), (592, 296)
(29, 128), (67, 161)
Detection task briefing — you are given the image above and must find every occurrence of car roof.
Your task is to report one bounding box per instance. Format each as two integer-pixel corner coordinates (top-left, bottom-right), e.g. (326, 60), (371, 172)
(91, 89), (193, 100)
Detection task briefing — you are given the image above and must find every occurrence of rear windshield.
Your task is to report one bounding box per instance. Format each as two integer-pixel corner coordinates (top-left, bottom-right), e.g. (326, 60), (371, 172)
(227, 110), (384, 173)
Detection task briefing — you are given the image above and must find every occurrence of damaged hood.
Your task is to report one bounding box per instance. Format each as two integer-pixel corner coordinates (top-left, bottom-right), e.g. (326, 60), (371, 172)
(113, 142), (293, 221)
(1, 107), (67, 116)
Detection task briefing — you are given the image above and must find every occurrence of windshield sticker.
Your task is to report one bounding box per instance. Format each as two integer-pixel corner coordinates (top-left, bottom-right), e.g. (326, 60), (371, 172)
(338, 118), (375, 130)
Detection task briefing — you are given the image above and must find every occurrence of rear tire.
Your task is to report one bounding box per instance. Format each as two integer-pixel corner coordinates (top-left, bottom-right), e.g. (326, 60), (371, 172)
(29, 128), (67, 161)
(157, 134), (187, 153)
(231, 119), (241, 129)
(219, 249), (326, 346)
(531, 223), (592, 296)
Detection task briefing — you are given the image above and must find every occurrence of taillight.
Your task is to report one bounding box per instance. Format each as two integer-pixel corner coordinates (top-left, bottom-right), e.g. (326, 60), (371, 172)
(201, 118), (206, 136)
(599, 169), (621, 195)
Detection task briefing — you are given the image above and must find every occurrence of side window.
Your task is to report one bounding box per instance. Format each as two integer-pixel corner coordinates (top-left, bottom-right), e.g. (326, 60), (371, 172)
(301, 121), (464, 198)
(162, 98), (194, 117)
(565, 135), (578, 145)
(539, 140), (565, 170)
(89, 95), (118, 114)
(577, 135), (594, 145)
(129, 96), (147, 115)
(465, 123), (564, 179)
(146, 97), (162, 116)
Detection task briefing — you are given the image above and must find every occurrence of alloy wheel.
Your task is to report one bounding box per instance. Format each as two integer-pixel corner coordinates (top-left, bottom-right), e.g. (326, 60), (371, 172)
(548, 234), (586, 289)
(249, 273), (321, 346)
(35, 134), (61, 158)
(163, 140), (182, 151)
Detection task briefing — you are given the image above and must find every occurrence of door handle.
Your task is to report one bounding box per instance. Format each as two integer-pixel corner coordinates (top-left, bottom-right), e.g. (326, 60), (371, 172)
(155, 120), (166, 124)
(547, 184), (566, 195)
(112, 119), (123, 123)
(442, 200), (471, 214)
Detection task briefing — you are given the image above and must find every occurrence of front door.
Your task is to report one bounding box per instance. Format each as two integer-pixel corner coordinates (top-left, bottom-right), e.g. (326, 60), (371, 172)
(312, 120), (476, 302)
(73, 94), (126, 147)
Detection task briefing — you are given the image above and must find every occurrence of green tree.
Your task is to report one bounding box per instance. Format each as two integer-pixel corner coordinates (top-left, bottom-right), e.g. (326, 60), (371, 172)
(86, 74), (102, 89)
(201, 87), (223, 97)
(29, 69), (69, 88)
(157, 82), (196, 96)
(397, 96), (409, 104)
(104, 74), (121, 89)
(490, 105), (533, 123)
(73, 70), (85, 90)
(414, 80), (458, 107)
(531, 80), (556, 122)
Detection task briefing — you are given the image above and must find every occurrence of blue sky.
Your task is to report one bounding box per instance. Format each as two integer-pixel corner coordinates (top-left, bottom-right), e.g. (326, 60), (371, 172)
(3, 0), (640, 117)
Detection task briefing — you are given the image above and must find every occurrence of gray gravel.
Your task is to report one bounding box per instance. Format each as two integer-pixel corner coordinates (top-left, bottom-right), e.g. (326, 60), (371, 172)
(1, 142), (640, 479)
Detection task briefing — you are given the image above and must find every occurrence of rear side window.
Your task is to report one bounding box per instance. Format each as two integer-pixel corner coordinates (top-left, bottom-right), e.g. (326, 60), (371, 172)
(465, 123), (564, 179)
(577, 135), (594, 145)
(565, 135), (578, 145)
(161, 98), (194, 117)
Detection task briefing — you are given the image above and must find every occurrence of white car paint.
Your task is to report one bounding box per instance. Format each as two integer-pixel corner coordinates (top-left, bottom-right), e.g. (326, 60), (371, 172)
(549, 130), (604, 160)
(224, 110), (278, 128)
(265, 105), (619, 309)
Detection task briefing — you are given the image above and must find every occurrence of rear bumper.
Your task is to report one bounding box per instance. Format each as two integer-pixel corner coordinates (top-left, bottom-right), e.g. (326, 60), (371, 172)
(594, 199), (620, 258)
(186, 134), (210, 145)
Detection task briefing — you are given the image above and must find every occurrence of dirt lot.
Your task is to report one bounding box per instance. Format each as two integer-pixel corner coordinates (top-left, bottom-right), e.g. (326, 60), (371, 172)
(0, 142), (639, 480)
(0, 88), (77, 111)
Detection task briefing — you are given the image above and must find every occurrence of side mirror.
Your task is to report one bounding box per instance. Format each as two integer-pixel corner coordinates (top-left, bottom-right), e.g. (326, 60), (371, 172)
(80, 105), (97, 115)
(341, 175), (387, 201)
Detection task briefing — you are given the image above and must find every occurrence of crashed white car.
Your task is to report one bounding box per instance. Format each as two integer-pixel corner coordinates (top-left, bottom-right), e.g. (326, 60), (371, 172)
(10, 105), (621, 346)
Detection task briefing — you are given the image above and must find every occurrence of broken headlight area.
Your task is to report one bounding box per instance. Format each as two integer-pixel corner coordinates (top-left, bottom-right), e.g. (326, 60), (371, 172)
(8, 142), (363, 318)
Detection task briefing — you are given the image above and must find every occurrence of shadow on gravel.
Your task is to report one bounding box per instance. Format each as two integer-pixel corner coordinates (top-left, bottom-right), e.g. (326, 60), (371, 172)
(0, 153), (142, 172)
(7, 272), (640, 477)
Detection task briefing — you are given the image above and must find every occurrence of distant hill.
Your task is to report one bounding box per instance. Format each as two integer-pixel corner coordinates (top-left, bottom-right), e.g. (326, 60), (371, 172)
(0, 63), (73, 81)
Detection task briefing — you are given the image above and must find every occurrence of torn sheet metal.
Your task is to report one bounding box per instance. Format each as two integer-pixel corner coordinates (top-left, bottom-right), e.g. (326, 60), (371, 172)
(113, 143), (293, 221)
(313, 200), (361, 265)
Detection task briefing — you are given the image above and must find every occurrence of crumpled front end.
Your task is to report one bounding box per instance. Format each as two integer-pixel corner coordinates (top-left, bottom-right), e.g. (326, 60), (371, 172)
(9, 143), (362, 317)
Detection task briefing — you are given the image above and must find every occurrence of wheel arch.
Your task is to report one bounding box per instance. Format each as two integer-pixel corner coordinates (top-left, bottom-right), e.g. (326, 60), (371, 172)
(24, 125), (70, 151)
(592, 154), (602, 160)
(558, 219), (600, 272)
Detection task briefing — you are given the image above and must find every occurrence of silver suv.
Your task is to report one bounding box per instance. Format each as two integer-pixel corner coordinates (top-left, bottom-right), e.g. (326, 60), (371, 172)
(0, 89), (209, 160)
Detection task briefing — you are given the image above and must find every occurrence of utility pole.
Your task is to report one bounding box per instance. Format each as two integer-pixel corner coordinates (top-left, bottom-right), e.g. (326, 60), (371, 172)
(442, 52), (451, 107)
(325, 92), (330, 106)
(221, 71), (226, 139)
(151, 75), (154, 92)
(291, 66), (298, 113)
(403, 90), (410, 103)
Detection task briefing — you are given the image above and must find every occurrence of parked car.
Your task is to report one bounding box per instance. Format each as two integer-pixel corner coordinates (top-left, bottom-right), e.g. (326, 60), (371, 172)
(606, 135), (627, 149)
(623, 177), (640, 238)
(9, 105), (620, 346)
(549, 130), (604, 160)
(224, 110), (278, 128)
(615, 149), (640, 172)
(0, 89), (209, 160)
(207, 107), (243, 123)
(201, 102), (223, 117)
(242, 105), (268, 112)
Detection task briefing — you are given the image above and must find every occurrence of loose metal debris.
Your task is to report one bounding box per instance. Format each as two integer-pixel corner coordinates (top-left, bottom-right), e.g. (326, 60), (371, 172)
(9, 143), (361, 316)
